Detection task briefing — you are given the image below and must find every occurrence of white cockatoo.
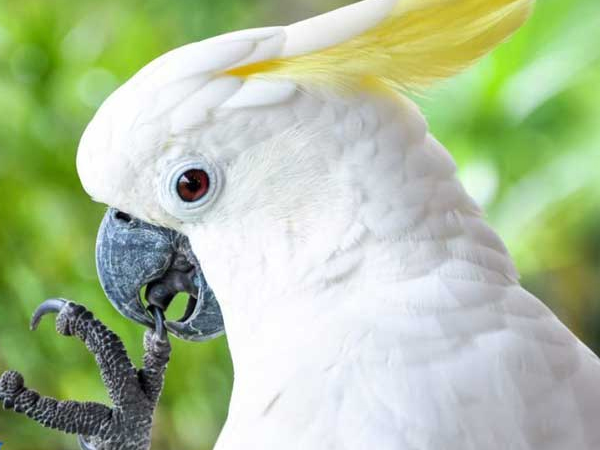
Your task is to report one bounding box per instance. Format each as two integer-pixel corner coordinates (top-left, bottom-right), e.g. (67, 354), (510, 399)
(72, 0), (600, 449)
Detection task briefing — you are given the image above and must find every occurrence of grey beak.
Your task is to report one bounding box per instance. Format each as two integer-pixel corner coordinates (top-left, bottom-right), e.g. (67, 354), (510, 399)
(95, 208), (224, 341)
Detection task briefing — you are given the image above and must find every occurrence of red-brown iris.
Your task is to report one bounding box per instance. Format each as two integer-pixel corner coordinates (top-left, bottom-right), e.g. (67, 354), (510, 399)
(177, 169), (210, 203)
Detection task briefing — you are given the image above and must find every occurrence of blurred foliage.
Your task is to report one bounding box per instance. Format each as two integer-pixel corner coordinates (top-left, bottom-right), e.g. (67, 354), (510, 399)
(0, 0), (599, 449)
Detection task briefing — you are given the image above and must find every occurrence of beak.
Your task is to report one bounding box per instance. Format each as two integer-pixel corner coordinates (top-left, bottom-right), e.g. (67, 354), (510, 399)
(95, 208), (224, 341)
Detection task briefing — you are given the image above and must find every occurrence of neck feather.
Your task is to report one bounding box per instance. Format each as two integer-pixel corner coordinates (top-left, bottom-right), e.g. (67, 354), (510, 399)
(190, 90), (518, 403)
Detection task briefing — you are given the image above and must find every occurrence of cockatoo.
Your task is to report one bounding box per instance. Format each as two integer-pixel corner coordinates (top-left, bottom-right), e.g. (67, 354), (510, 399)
(4, 0), (600, 449)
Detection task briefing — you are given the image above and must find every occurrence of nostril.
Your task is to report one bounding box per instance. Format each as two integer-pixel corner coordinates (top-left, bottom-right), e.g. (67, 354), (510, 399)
(114, 210), (132, 223)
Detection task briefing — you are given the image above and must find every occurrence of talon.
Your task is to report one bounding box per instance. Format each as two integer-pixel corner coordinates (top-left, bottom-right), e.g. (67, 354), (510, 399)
(148, 306), (167, 342)
(78, 435), (97, 450)
(30, 298), (68, 331)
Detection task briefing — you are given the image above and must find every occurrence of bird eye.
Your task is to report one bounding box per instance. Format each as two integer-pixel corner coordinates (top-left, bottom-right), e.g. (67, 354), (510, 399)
(159, 156), (223, 221)
(177, 169), (210, 203)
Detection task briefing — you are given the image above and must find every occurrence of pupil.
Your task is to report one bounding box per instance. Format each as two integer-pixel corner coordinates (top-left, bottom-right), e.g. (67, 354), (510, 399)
(187, 177), (200, 192)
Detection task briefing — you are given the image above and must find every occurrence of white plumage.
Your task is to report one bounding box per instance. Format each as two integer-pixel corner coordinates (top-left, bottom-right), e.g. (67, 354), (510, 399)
(76, 0), (600, 449)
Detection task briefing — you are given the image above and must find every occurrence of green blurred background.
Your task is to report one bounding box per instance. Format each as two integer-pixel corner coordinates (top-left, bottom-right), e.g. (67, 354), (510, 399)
(0, 0), (599, 448)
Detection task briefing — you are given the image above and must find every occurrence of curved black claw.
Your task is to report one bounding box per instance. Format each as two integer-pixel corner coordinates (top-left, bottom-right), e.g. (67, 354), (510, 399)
(78, 435), (96, 450)
(30, 298), (67, 331)
(148, 306), (167, 342)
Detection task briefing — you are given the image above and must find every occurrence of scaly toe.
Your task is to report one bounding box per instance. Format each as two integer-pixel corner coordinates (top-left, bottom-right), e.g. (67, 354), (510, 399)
(0, 370), (25, 409)
(0, 370), (24, 394)
(55, 302), (88, 336)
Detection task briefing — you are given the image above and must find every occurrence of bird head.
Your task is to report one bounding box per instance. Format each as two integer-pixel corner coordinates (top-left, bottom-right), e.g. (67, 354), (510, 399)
(77, 0), (533, 341)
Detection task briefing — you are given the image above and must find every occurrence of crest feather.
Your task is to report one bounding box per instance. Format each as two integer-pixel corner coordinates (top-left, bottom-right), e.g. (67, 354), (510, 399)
(228, 0), (534, 92)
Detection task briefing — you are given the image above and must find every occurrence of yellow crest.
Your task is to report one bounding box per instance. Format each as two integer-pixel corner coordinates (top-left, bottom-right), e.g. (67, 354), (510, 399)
(228, 0), (534, 92)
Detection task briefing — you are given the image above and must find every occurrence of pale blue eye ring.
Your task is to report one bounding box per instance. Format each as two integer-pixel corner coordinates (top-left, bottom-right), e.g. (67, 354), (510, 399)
(159, 156), (223, 221)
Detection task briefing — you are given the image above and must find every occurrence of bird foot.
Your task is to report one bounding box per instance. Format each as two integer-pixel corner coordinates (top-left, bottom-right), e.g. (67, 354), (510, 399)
(0, 299), (170, 450)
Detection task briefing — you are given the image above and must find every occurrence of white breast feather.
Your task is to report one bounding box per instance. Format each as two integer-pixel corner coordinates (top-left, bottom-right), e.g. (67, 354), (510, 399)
(207, 90), (600, 450)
